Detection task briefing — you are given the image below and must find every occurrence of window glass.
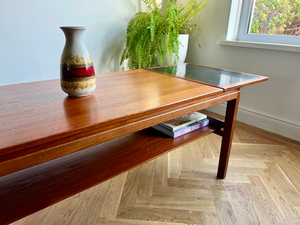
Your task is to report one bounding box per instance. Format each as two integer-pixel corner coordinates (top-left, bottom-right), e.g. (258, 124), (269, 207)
(248, 0), (300, 36)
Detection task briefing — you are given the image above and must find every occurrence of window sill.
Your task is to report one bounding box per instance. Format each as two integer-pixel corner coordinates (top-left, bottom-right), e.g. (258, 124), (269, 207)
(217, 39), (300, 53)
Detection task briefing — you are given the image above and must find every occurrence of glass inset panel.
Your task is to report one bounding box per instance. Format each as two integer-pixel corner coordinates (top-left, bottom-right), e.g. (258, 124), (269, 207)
(249, 0), (300, 36)
(152, 64), (259, 87)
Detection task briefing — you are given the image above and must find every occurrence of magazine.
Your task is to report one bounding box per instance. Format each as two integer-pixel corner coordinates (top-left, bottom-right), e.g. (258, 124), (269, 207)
(153, 118), (209, 138)
(159, 112), (207, 131)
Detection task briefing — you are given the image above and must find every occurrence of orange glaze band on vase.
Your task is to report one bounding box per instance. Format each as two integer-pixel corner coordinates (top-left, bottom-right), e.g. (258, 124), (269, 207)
(60, 27), (96, 97)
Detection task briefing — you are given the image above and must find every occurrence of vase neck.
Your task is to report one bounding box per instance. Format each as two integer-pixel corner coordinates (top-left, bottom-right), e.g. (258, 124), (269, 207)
(60, 27), (85, 43)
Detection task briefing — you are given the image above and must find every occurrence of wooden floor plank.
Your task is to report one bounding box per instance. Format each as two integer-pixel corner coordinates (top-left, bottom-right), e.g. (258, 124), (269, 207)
(180, 170), (251, 183)
(116, 206), (203, 224)
(281, 151), (300, 173)
(119, 167), (142, 207)
(200, 212), (220, 225)
(180, 146), (194, 172)
(230, 143), (285, 160)
(258, 163), (300, 218)
(153, 154), (168, 187)
(215, 201), (237, 225)
(137, 160), (156, 197)
(274, 155), (300, 196)
(264, 161), (300, 207)
(152, 185), (230, 201)
(168, 150), (182, 179)
(237, 182), (273, 225)
(228, 183), (260, 225)
(98, 173), (127, 219)
(134, 195), (216, 212)
(204, 157), (268, 169)
(96, 217), (185, 225)
(247, 175), (289, 224)
(190, 135), (216, 159)
(168, 178), (243, 192)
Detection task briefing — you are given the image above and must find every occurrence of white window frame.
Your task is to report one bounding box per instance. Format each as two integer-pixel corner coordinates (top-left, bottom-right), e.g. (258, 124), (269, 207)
(221, 0), (300, 50)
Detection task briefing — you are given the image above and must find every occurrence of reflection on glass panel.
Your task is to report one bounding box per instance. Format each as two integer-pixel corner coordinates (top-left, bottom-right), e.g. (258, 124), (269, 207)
(249, 0), (300, 36)
(152, 64), (259, 87)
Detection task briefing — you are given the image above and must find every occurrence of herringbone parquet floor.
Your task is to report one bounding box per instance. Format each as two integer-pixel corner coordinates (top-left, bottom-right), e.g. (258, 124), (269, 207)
(12, 112), (300, 225)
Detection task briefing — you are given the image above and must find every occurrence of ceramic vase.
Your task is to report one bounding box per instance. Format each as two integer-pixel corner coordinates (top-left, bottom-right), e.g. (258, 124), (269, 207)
(60, 26), (96, 97)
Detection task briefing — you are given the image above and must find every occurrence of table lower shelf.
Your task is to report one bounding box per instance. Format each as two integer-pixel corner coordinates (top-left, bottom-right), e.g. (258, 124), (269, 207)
(0, 123), (221, 224)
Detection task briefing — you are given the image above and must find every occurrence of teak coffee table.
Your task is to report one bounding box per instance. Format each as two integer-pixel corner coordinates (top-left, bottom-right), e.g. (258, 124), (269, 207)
(0, 63), (268, 224)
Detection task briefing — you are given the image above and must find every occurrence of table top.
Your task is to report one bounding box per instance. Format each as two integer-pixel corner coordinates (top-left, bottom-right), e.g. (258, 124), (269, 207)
(0, 64), (267, 175)
(0, 68), (222, 158)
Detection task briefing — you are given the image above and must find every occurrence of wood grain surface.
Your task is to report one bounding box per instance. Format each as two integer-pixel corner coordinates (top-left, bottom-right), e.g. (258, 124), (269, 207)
(0, 69), (220, 155)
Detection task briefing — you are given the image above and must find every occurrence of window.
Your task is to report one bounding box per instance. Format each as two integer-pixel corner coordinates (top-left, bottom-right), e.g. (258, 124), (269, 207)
(228, 0), (300, 46)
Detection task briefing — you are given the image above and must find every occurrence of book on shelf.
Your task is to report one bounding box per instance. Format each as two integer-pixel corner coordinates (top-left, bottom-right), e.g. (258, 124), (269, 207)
(159, 112), (207, 131)
(153, 118), (209, 138)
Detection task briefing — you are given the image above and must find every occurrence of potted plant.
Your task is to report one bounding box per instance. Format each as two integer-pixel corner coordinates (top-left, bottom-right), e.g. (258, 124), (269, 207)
(120, 0), (208, 70)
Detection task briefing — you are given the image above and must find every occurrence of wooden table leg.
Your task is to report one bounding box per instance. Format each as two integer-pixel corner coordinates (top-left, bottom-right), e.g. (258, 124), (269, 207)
(217, 91), (240, 179)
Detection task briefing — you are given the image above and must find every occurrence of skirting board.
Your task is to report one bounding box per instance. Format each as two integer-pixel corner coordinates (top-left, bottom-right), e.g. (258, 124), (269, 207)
(207, 104), (300, 142)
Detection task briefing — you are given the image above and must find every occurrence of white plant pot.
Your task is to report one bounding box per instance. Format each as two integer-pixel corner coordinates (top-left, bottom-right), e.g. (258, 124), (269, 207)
(178, 34), (189, 63)
(163, 34), (189, 65)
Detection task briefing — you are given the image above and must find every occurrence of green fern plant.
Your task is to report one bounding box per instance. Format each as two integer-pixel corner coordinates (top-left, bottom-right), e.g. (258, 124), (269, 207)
(120, 0), (208, 70)
(177, 0), (208, 47)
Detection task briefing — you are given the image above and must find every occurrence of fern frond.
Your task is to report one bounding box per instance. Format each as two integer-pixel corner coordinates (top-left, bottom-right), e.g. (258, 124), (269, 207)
(178, 0), (209, 33)
(120, 0), (208, 69)
(142, 0), (157, 12)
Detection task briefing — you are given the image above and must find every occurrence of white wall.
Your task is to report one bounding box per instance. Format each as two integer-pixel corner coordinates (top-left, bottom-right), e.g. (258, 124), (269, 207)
(178, 0), (300, 141)
(0, 0), (140, 86)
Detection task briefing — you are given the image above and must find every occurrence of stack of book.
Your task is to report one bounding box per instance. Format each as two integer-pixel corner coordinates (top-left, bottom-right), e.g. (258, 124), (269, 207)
(152, 112), (209, 138)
